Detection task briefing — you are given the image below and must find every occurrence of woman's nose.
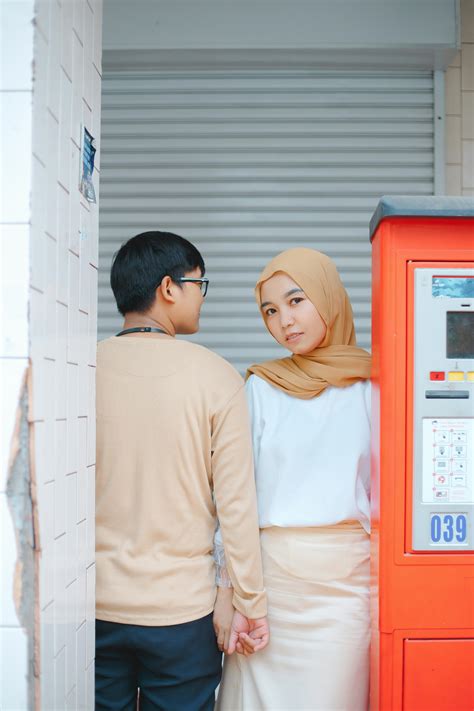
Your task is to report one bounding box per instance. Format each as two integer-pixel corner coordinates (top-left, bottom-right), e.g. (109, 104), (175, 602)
(280, 309), (294, 328)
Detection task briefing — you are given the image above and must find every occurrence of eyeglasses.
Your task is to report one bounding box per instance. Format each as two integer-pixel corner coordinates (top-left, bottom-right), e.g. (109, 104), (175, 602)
(177, 277), (209, 297)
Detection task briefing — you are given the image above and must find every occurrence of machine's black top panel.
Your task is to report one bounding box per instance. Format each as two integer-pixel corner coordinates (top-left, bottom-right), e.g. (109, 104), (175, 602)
(369, 195), (474, 242)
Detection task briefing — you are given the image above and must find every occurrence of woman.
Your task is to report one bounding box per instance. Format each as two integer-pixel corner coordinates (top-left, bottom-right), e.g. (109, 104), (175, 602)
(214, 248), (372, 711)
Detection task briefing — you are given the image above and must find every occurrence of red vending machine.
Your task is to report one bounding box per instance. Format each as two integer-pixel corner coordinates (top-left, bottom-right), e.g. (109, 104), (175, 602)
(370, 196), (474, 710)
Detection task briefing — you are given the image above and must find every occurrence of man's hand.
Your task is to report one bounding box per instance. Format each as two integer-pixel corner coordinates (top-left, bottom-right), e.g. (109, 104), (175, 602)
(227, 611), (270, 656)
(213, 587), (235, 654)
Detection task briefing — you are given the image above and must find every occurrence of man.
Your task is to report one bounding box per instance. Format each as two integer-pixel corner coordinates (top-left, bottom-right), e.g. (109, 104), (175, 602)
(95, 231), (268, 710)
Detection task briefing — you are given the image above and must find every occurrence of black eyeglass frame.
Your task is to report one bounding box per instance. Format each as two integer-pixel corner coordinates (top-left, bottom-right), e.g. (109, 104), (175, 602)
(177, 277), (209, 297)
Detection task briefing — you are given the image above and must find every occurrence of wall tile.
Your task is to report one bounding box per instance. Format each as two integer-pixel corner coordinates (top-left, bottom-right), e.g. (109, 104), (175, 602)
(29, 226), (46, 295)
(66, 684), (77, 710)
(445, 163), (462, 195)
(83, 2), (94, 110)
(461, 0), (474, 43)
(34, 0), (51, 41)
(46, 0), (61, 121)
(66, 366), (79, 474)
(54, 645), (67, 711)
(35, 418), (55, 487)
(40, 545), (54, 611)
(76, 621), (86, 691)
(85, 659), (94, 711)
(72, 33), (85, 146)
(77, 418), (88, 521)
(54, 534), (67, 657)
(31, 33), (48, 166)
(58, 71), (73, 191)
(76, 567), (87, 630)
(55, 304), (69, 420)
(57, 186), (70, 305)
(86, 367), (96, 467)
(91, 66), (102, 170)
(86, 465), (95, 567)
(0, 226), (30, 358)
(65, 580), (78, 679)
(44, 238), (59, 361)
(92, 0), (103, 73)
(30, 156), (47, 244)
(85, 563), (95, 668)
(60, 0), (74, 80)
(40, 601), (54, 675)
(445, 115), (462, 163)
(55, 466), (67, 540)
(68, 253), (80, 364)
(79, 206), (92, 310)
(462, 43), (474, 91)
(46, 112), (60, 240)
(73, 0), (85, 46)
(88, 268), (98, 365)
(462, 90), (474, 139)
(66, 473), (78, 587)
(462, 139), (474, 187)
(70, 146), (82, 253)
(445, 66), (462, 115)
(38, 480), (55, 551)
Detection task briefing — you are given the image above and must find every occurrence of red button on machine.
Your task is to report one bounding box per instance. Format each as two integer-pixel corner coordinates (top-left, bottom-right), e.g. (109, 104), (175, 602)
(430, 371), (445, 381)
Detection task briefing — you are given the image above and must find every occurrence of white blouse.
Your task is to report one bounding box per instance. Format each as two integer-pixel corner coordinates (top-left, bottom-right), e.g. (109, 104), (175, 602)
(214, 375), (371, 585)
(245, 374), (371, 533)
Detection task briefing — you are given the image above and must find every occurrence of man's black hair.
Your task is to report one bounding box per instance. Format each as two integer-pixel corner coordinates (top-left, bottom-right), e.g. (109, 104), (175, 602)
(110, 231), (205, 316)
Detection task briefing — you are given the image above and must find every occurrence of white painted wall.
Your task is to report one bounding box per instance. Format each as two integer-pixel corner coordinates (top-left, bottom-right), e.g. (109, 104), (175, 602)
(0, 0), (102, 708)
(1, 2), (35, 707)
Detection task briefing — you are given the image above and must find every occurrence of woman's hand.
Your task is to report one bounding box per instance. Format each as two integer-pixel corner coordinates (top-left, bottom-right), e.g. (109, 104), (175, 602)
(213, 587), (235, 653)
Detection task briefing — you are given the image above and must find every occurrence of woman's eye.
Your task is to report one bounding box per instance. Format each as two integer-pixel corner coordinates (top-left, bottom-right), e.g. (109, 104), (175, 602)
(290, 297), (304, 305)
(265, 308), (276, 316)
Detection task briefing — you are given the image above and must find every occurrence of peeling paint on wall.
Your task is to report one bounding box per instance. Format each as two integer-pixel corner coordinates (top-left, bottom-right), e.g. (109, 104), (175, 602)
(6, 366), (40, 710)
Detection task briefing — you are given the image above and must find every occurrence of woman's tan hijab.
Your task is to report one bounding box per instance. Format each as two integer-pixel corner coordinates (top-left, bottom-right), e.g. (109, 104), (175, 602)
(246, 248), (371, 399)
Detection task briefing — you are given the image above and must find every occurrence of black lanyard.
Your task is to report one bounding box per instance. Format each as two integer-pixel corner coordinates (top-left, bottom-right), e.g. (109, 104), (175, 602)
(116, 327), (168, 336)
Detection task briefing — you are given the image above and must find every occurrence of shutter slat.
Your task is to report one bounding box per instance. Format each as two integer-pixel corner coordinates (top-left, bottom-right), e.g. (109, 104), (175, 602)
(99, 70), (434, 366)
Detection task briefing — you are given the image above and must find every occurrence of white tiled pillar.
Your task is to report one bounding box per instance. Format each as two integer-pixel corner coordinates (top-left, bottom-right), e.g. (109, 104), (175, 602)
(0, 0), (102, 709)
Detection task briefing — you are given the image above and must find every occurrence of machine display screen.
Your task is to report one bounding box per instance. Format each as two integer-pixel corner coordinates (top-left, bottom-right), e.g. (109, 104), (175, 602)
(447, 312), (474, 359)
(432, 276), (474, 298)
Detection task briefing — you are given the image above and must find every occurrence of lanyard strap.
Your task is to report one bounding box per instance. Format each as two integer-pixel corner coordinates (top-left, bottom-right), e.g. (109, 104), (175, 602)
(116, 327), (168, 336)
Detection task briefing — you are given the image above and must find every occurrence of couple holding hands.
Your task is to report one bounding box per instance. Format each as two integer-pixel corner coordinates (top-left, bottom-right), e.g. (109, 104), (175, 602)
(95, 230), (371, 711)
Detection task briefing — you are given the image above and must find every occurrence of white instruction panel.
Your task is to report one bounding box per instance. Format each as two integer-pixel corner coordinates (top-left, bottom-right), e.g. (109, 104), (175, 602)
(422, 418), (473, 504)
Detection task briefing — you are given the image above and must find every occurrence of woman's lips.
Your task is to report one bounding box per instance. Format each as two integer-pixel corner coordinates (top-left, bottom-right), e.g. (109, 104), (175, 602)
(286, 332), (303, 343)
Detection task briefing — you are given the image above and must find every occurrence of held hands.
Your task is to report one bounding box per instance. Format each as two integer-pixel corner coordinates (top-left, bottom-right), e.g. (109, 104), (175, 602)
(213, 588), (270, 656)
(230, 611), (270, 657)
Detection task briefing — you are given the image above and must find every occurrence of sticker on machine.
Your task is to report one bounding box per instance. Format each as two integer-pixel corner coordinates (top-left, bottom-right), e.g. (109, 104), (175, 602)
(422, 418), (473, 504)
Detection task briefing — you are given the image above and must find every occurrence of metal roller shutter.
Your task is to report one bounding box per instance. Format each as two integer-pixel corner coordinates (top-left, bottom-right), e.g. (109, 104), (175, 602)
(98, 70), (434, 372)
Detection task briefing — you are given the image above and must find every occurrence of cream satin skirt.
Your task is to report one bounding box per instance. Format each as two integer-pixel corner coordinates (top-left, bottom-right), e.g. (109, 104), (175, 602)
(216, 523), (370, 711)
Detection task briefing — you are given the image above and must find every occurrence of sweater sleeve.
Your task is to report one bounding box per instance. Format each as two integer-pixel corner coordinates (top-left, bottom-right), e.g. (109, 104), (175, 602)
(211, 384), (267, 619)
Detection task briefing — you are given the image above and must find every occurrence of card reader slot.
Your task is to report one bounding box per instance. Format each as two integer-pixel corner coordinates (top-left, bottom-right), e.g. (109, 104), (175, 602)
(425, 390), (469, 399)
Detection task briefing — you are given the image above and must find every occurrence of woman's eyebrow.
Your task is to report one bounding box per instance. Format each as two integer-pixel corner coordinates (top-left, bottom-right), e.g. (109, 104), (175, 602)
(284, 288), (304, 298)
(261, 288), (303, 309)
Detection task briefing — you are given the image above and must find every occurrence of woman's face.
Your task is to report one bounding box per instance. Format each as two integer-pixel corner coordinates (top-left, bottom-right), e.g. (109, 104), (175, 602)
(259, 272), (327, 355)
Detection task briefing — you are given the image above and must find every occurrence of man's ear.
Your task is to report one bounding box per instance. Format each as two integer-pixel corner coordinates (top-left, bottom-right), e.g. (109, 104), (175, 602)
(158, 275), (176, 304)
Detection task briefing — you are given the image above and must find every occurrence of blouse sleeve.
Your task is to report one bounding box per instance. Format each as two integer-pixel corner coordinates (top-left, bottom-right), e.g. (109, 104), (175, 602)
(212, 376), (264, 591)
(213, 522), (233, 588)
(245, 375), (263, 470)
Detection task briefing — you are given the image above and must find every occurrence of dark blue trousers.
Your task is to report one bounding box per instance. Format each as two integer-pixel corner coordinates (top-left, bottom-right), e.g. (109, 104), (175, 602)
(95, 613), (222, 711)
